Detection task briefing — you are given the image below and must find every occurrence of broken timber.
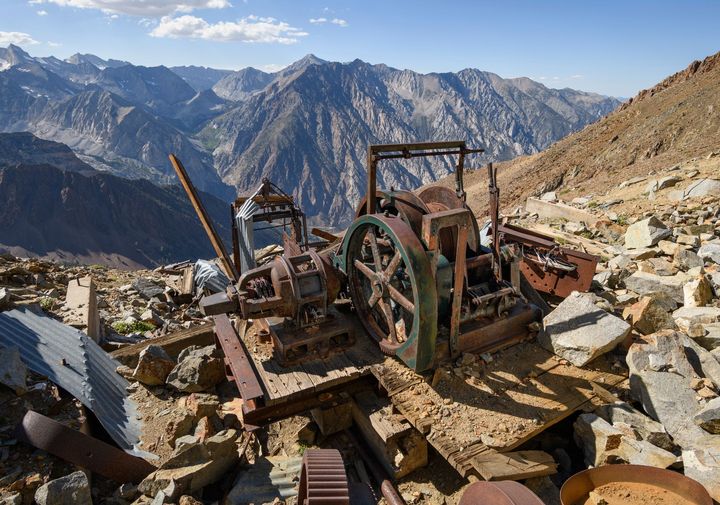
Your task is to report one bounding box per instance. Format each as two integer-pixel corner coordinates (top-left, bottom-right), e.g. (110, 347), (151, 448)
(371, 341), (626, 480)
(169, 154), (238, 281)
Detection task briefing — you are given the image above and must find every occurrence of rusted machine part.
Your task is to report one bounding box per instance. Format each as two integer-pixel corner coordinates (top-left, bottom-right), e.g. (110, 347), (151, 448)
(298, 449), (350, 505)
(15, 410), (156, 484)
(344, 430), (406, 505)
(414, 184), (480, 256)
(498, 223), (598, 298)
(168, 154), (238, 281)
(559, 465), (712, 505)
(355, 189), (431, 239)
(459, 481), (545, 505)
(212, 314), (264, 406)
(342, 213), (438, 370)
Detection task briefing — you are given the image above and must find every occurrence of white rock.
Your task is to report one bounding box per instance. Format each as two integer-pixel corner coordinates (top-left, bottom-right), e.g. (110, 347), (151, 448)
(624, 217), (671, 249)
(540, 292), (630, 367)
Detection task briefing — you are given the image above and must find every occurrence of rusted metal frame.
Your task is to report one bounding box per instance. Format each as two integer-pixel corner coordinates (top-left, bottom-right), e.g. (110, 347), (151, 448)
(212, 314), (264, 403)
(242, 376), (374, 426)
(455, 149), (466, 200)
(15, 410), (156, 484)
(456, 303), (540, 354)
(420, 208), (473, 357)
(366, 141), (483, 217)
(169, 154), (238, 281)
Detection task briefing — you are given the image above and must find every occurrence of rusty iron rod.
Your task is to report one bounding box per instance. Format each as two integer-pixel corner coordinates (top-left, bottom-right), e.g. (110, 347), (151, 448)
(344, 429), (406, 505)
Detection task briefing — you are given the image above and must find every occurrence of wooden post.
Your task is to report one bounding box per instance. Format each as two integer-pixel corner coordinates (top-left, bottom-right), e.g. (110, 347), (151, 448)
(168, 154), (238, 281)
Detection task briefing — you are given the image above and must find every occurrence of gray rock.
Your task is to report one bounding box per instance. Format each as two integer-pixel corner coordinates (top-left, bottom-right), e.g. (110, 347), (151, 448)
(624, 217), (671, 249)
(696, 323), (720, 351)
(624, 271), (688, 304)
(540, 291), (630, 366)
(0, 492), (22, 505)
(0, 347), (27, 395)
(596, 402), (676, 452)
(674, 248), (704, 270)
(573, 413), (676, 468)
(622, 296), (674, 335)
(683, 276), (714, 307)
(132, 345), (175, 386)
(669, 178), (720, 201)
(682, 446), (720, 502)
(698, 243), (720, 264)
(35, 471), (92, 505)
(673, 306), (720, 333)
(132, 278), (165, 300)
(626, 332), (715, 448)
(694, 397), (720, 434)
(166, 345), (225, 393)
(540, 191), (557, 202)
(139, 429), (238, 497)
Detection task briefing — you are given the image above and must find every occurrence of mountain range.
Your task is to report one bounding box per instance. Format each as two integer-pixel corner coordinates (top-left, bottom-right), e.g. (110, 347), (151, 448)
(0, 132), (230, 268)
(0, 44), (622, 265)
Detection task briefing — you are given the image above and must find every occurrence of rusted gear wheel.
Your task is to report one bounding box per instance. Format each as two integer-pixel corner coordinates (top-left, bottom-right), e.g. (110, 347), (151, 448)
(298, 449), (349, 505)
(344, 214), (438, 371)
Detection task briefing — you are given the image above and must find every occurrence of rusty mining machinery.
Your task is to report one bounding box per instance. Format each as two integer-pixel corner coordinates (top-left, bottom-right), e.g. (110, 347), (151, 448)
(202, 141), (546, 372)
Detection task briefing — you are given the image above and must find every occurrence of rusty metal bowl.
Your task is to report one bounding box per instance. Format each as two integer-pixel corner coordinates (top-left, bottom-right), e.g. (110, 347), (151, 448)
(458, 481), (545, 505)
(559, 465), (712, 505)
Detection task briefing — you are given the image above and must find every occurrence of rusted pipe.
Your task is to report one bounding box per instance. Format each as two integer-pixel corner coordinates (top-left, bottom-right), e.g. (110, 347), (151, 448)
(344, 429), (406, 505)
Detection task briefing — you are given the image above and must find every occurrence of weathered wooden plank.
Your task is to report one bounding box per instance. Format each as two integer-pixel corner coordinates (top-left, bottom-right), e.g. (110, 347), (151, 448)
(110, 324), (215, 367)
(470, 450), (557, 481)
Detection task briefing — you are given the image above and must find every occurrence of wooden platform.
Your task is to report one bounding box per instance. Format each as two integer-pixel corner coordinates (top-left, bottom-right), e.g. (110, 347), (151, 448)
(371, 341), (628, 479)
(240, 312), (384, 407)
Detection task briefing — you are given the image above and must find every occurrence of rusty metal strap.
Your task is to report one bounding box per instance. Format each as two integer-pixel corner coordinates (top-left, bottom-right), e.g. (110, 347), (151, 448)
(15, 411), (156, 483)
(213, 314), (265, 402)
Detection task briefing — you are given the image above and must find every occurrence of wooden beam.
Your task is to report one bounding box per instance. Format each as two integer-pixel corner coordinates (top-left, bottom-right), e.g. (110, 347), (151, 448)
(110, 324), (215, 367)
(168, 154), (238, 281)
(470, 450), (556, 481)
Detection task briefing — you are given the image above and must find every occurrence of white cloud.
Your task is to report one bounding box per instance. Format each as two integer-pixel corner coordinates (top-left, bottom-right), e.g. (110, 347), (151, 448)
(0, 31), (40, 45)
(310, 17), (348, 27)
(47, 41), (62, 46)
(37, 9), (48, 15)
(27, 0), (231, 17)
(150, 14), (308, 44)
(570, 74), (584, 79)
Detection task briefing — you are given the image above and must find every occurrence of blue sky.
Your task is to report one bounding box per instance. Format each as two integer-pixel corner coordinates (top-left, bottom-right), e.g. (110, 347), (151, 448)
(1, 0), (719, 97)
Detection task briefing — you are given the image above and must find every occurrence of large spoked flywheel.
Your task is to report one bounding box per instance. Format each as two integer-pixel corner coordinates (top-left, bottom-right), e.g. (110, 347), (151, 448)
(343, 214), (437, 371)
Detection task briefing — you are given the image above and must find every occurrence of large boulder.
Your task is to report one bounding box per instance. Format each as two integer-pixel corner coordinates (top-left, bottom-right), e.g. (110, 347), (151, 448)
(668, 178), (720, 201)
(682, 446), (720, 502)
(34, 471), (91, 505)
(624, 217), (671, 249)
(540, 292), (630, 367)
(573, 413), (676, 468)
(622, 296), (674, 335)
(139, 429), (239, 497)
(595, 402), (675, 451)
(167, 345), (225, 393)
(623, 271), (689, 304)
(132, 345), (175, 386)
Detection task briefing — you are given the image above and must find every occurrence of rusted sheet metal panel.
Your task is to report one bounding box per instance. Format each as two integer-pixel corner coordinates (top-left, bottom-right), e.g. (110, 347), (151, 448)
(0, 308), (148, 457)
(212, 314), (264, 402)
(16, 411), (155, 483)
(499, 223), (598, 297)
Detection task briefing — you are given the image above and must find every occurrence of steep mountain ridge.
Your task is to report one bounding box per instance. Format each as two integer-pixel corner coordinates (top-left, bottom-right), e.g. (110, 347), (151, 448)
(438, 51), (720, 217)
(204, 57), (620, 227)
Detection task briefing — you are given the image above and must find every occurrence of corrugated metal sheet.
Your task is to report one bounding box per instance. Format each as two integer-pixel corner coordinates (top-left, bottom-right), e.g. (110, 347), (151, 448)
(236, 197), (260, 273)
(0, 308), (151, 459)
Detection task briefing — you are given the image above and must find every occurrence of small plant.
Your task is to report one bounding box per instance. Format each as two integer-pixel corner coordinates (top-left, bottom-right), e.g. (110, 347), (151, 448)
(616, 215), (629, 226)
(587, 201), (599, 209)
(39, 297), (55, 311)
(111, 321), (155, 335)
